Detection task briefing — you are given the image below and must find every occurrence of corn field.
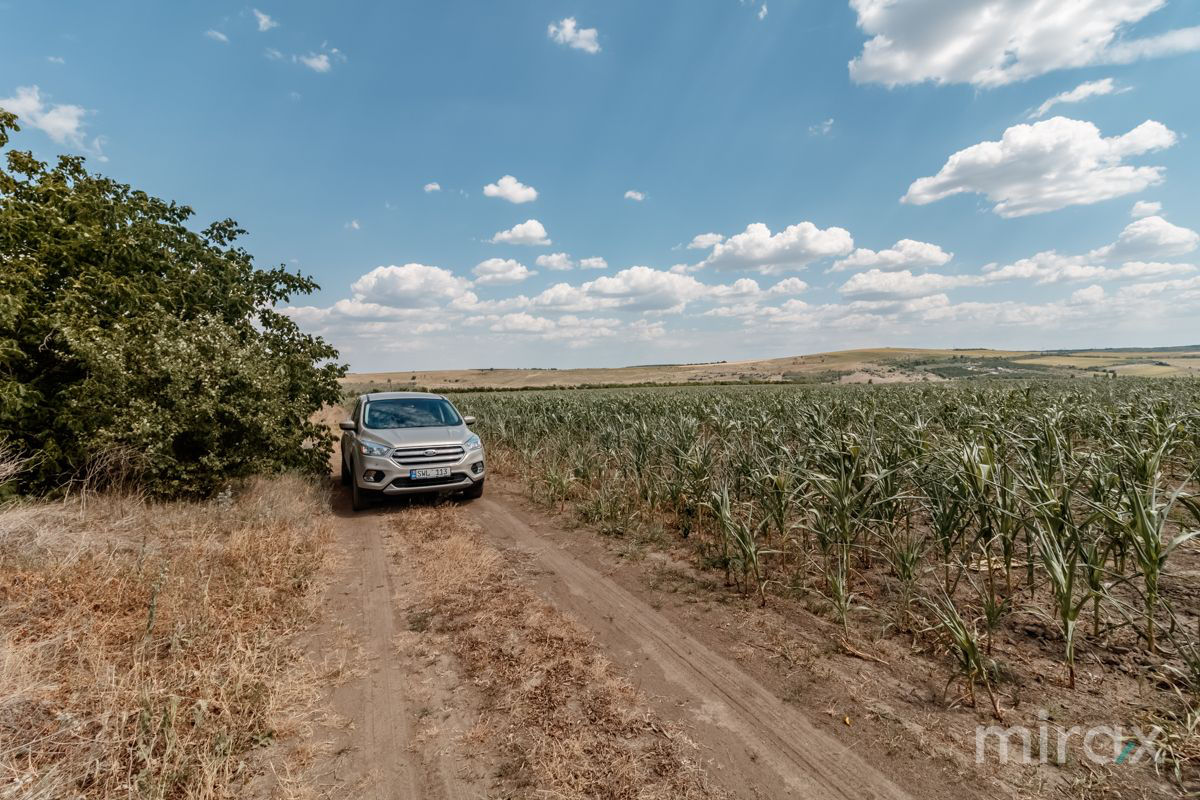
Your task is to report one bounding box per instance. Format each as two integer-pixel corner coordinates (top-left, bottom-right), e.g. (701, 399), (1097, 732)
(453, 380), (1200, 730)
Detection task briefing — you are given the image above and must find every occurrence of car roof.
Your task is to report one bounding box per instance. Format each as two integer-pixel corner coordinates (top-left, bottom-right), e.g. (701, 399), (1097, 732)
(361, 391), (446, 401)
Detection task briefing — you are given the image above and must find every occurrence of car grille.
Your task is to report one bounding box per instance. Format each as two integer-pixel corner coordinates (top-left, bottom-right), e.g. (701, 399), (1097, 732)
(390, 474), (465, 488)
(391, 445), (465, 465)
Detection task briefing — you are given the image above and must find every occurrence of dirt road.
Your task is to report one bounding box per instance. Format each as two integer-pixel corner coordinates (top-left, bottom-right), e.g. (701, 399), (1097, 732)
(300, 474), (937, 800)
(467, 493), (915, 800)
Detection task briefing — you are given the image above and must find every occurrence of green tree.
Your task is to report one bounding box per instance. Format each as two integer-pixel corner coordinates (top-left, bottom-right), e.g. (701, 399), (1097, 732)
(0, 111), (346, 496)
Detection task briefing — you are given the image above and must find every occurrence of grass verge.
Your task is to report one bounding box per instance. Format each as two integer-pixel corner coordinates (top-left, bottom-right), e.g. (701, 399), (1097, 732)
(396, 503), (723, 799)
(0, 474), (331, 799)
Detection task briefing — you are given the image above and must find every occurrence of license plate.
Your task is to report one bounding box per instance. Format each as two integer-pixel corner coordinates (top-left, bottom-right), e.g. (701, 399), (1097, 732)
(410, 467), (451, 480)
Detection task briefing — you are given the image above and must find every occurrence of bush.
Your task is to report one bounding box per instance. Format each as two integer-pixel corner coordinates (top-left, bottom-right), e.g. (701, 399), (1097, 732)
(0, 111), (345, 496)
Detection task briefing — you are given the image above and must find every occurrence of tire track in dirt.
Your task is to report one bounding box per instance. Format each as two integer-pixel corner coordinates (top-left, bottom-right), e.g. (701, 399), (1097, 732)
(468, 494), (917, 800)
(303, 489), (484, 800)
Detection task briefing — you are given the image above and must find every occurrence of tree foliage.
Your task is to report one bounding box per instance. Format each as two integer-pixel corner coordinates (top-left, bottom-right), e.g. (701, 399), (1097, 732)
(0, 111), (346, 496)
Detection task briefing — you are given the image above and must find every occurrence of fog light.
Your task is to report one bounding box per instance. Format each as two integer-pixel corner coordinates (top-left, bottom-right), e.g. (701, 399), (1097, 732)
(472, 461), (484, 475)
(363, 470), (384, 483)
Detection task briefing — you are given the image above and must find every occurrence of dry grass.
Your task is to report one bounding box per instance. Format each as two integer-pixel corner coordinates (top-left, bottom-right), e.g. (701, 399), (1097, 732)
(0, 474), (331, 800)
(396, 504), (723, 799)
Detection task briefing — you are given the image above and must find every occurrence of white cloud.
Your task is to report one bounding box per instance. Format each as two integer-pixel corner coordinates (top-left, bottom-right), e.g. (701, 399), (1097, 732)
(548, 17), (600, 54)
(831, 239), (953, 272)
(205, 29), (229, 44)
(350, 264), (473, 308)
(579, 257), (608, 270)
(839, 269), (979, 299)
(1031, 78), (1122, 118)
(298, 53), (331, 72)
(848, 0), (1200, 87)
(46, 56), (65, 64)
(344, 220), (361, 231)
(0, 85), (103, 157)
(808, 118), (834, 136)
(769, 277), (809, 295)
(624, 189), (646, 202)
(253, 9), (279, 32)
(473, 258), (536, 285)
(295, 48), (345, 73)
(699, 221), (854, 272)
(1131, 200), (1161, 219)
(483, 175), (538, 204)
(758, 4), (768, 21)
(536, 252), (574, 271)
(1090, 215), (1199, 261)
(687, 233), (725, 250)
(490, 219), (551, 246)
(903, 117), (1177, 217)
(423, 182), (441, 193)
(582, 266), (711, 312)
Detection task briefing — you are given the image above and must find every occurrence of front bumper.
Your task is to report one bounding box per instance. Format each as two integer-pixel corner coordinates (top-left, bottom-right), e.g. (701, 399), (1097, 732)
(355, 448), (484, 494)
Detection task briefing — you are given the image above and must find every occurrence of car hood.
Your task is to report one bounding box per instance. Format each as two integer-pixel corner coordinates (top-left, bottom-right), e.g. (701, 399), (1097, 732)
(361, 426), (468, 448)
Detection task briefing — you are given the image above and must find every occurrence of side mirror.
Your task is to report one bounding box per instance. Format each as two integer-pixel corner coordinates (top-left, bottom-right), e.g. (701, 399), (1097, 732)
(339, 420), (357, 431)
(463, 415), (477, 426)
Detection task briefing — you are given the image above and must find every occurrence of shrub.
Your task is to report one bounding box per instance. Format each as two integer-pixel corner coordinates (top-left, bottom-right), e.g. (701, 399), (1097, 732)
(0, 111), (345, 496)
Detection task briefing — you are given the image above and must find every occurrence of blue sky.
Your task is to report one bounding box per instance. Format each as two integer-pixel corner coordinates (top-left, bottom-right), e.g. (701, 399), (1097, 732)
(3, 1), (1200, 371)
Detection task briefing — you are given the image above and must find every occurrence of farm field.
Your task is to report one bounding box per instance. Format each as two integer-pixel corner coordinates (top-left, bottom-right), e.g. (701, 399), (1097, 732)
(343, 346), (1200, 391)
(440, 378), (1200, 796)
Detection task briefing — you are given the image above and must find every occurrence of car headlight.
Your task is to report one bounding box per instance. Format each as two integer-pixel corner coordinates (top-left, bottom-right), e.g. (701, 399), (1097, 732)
(358, 441), (392, 457)
(465, 434), (483, 452)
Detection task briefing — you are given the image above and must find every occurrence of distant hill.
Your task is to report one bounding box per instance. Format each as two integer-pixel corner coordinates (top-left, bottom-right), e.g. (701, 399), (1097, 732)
(342, 346), (1200, 392)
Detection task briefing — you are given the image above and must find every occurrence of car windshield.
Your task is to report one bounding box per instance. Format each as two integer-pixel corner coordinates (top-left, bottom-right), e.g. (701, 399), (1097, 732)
(363, 398), (462, 429)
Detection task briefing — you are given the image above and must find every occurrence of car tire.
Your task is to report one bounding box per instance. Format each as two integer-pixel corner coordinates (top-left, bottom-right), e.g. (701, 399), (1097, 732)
(462, 479), (484, 500)
(351, 478), (371, 512)
(340, 452), (351, 486)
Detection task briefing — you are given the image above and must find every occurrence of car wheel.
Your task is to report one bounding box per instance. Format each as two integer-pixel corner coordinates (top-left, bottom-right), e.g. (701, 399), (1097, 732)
(351, 478), (371, 511)
(462, 479), (484, 500)
(340, 452), (351, 486)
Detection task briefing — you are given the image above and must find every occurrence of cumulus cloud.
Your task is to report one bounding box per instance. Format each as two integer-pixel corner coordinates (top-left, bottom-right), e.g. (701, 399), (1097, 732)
(490, 219), (551, 246)
(848, 0), (1200, 87)
(536, 252), (574, 271)
(0, 85), (104, 157)
(548, 17), (600, 54)
(582, 266), (711, 312)
(1031, 78), (1122, 118)
(831, 239), (953, 272)
(423, 182), (441, 193)
(624, 189), (646, 202)
(350, 264), (473, 308)
(839, 269), (979, 299)
(1131, 200), (1161, 219)
(205, 29), (230, 43)
(253, 9), (279, 32)
(294, 48), (345, 73)
(484, 175), (538, 204)
(1090, 215), (1199, 262)
(698, 221), (854, 272)
(579, 257), (608, 270)
(903, 117), (1177, 217)
(687, 233), (725, 250)
(473, 258), (536, 285)
(344, 220), (361, 231)
(758, 4), (768, 21)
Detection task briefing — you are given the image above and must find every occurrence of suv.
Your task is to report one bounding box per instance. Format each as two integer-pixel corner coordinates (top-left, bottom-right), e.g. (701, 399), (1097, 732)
(339, 392), (484, 511)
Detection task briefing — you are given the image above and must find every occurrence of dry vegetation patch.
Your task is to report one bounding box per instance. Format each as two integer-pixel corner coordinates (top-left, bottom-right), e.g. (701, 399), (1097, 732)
(0, 475), (331, 800)
(395, 504), (722, 799)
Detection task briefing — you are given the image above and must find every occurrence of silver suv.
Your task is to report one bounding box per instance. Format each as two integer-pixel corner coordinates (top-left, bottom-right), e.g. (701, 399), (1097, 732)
(339, 392), (484, 511)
